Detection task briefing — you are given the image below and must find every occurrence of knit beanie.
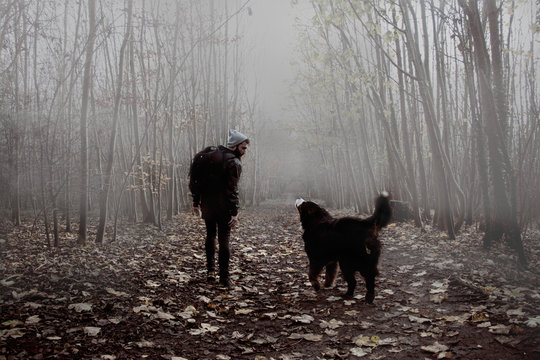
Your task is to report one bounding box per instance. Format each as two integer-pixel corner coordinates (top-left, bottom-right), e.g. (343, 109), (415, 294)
(227, 129), (248, 147)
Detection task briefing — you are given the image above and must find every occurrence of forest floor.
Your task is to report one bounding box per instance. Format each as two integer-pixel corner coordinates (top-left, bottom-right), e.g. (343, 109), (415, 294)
(0, 201), (539, 360)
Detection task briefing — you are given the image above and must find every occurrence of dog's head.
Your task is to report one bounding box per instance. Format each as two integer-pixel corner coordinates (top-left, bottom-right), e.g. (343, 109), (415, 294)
(296, 198), (332, 230)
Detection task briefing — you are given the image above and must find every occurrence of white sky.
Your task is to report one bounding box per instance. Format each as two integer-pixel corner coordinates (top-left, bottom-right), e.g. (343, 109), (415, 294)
(243, 0), (312, 123)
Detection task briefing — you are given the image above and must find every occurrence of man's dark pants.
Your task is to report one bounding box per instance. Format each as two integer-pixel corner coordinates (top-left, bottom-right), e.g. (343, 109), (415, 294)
(204, 218), (231, 281)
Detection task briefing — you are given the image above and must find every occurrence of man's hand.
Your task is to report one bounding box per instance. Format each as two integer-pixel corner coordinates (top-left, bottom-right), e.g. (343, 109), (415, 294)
(228, 215), (238, 228)
(192, 205), (201, 218)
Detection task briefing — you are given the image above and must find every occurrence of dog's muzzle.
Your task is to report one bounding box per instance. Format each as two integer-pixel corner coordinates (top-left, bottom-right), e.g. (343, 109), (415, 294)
(295, 198), (305, 208)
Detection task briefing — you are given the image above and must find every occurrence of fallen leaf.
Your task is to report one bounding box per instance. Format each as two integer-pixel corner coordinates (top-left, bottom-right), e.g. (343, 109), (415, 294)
(291, 314), (314, 324)
(24, 302), (43, 309)
(189, 323), (219, 335)
(145, 280), (161, 288)
(525, 316), (540, 327)
(83, 327), (101, 336)
(506, 308), (524, 316)
(156, 310), (175, 320)
(1, 279), (15, 286)
(288, 333), (323, 341)
(421, 342), (449, 353)
(350, 347), (371, 357)
(260, 312), (278, 320)
(408, 315), (431, 324)
(235, 308), (254, 315)
(0, 328), (25, 339)
(378, 337), (398, 346)
(68, 303), (93, 312)
(429, 293), (448, 304)
(252, 335), (278, 344)
(25, 315), (40, 325)
(178, 306), (198, 319)
(136, 340), (155, 348)
(303, 333), (323, 341)
(105, 288), (129, 297)
(489, 324), (511, 335)
(2, 320), (24, 328)
(471, 312), (489, 322)
(352, 334), (379, 347)
(320, 319), (344, 329)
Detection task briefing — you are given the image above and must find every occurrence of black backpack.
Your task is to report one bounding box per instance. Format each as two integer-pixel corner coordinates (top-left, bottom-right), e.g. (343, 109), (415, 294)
(189, 146), (225, 194)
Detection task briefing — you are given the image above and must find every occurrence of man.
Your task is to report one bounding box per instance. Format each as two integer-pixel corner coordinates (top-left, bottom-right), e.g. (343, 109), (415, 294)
(191, 130), (249, 288)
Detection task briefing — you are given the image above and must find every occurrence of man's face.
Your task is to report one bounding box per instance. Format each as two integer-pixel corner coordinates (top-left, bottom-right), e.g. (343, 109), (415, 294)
(235, 142), (249, 158)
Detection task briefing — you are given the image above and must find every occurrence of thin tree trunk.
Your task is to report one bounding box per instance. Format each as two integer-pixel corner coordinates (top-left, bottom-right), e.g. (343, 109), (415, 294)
(394, 24), (423, 227)
(400, 0), (456, 239)
(96, 0), (132, 244)
(167, 1), (181, 220)
(129, 15), (150, 223)
(78, 0), (96, 245)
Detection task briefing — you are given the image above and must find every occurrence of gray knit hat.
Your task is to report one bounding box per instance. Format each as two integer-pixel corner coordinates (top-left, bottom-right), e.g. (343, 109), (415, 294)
(227, 129), (248, 147)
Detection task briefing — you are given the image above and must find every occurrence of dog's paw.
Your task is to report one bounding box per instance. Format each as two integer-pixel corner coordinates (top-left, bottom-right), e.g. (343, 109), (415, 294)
(310, 280), (321, 292)
(323, 280), (334, 288)
(365, 292), (375, 304)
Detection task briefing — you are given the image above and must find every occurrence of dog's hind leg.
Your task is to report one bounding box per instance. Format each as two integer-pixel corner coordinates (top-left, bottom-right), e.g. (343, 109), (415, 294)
(339, 262), (357, 297)
(364, 275), (375, 304)
(324, 261), (338, 287)
(308, 262), (325, 292)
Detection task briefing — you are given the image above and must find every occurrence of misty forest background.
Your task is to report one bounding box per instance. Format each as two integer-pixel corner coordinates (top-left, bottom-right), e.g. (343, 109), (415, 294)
(0, 0), (538, 266)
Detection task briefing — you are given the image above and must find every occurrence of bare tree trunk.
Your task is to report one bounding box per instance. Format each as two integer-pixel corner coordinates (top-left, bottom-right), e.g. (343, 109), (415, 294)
(128, 15), (150, 223)
(167, 1), (181, 221)
(394, 26), (423, 228)
(10, 3), (22, 226)
(137, 4), (156, 224)
(96, 0), (132, 244)
(78, 0), (96, 245)
(459, 0), (526, 266)
(400, 0), (456, 239)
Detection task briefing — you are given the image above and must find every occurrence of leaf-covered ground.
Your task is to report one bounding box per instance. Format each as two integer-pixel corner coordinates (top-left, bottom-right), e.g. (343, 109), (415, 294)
(1, 203), (539, 359)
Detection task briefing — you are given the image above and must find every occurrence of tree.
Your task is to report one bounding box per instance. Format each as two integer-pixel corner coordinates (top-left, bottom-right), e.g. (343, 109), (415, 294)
(78, 0), (96, 245)
(458, 0), (527, 266)
(95, 0), (132, 244)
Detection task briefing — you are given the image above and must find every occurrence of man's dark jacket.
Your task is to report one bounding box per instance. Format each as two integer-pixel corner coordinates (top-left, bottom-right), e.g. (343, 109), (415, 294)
(191, 146), (241, 220)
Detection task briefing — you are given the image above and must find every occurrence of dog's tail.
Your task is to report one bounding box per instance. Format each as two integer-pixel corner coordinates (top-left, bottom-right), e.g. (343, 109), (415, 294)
(371, 191), (392, 229)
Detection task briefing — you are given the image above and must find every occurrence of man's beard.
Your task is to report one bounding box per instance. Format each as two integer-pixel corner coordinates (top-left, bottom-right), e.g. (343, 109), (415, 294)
(233, 148), (243, 159)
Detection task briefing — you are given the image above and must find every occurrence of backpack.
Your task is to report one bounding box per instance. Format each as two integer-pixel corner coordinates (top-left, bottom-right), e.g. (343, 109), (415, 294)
(189, 146), (225, 194)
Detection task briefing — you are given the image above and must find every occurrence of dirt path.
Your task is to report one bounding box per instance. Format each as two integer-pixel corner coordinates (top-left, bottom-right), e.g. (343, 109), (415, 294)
(1, 204), (538, 359)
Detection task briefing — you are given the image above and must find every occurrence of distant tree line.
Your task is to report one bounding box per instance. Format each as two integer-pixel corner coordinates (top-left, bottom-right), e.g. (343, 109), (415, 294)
(291, 0), (539, 266)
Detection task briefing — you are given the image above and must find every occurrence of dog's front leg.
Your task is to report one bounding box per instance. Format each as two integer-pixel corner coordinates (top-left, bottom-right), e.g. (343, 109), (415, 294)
(343, 273), (356, 298)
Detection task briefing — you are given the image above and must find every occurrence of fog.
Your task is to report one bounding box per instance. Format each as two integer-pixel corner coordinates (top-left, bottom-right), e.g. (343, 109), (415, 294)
(0, 0), (538, 247)
(241, 0), (317, 200)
